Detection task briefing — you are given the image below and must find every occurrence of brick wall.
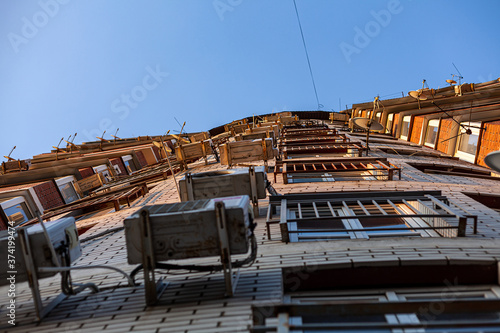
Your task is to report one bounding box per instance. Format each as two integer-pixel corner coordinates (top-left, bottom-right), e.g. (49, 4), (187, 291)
(33, 181), (65, 210)
(109, 158), (127, 175)
(410, 116), (424, 144)
(79, 167), (95, 179)
(393, 113), (400, 137)
(135, 150), (148, 168)
(152, 146), (162, 161)
(477, 119), (500, 167)
(0, 209), (7, 231)
(436, 118), (453, 154)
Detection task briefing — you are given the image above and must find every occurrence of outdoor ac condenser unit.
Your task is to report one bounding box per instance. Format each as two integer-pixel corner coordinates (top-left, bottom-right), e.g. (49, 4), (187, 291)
(178, 166), (267, 214)
(0, 217), (81, 284)
(124, 195), (252, 264)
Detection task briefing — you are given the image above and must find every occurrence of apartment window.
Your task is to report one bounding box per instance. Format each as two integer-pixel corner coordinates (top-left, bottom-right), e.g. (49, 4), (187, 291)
(55, 176), (79, 204)
(253, 262), (500, 332)
(0, 197), (34, 226)
(276, 158), (401, 184)
(93, 164), (113, 182)
(400, 116), (411, 140)
(265, 191), (473, 242)
(424, 119), (440, 148)
(385, 113), (394, 134)
(463, 192), (500, 213)
(122, 155), (137, 174)
(455, 122), (481, 163)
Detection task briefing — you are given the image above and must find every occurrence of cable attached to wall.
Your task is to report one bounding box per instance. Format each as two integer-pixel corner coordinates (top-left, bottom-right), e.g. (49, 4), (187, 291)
(293, 0), (322, 110)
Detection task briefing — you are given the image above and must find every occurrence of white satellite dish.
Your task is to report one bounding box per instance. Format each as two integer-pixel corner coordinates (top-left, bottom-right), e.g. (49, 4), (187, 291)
(484, 151), (500, 173)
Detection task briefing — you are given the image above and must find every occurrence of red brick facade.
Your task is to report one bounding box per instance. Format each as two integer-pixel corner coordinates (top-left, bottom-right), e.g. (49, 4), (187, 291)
(110, 157), (128, 175)
(477, 119), (500, 167)
(152, 146), (162, 161)
(33, 181), (65, 210)
(135, 150), (148, 168)
(0, 210), (7, 231)
(436, 118), (453, 154)
(410, 116), (424, 144)
(79, 167), (95, 179)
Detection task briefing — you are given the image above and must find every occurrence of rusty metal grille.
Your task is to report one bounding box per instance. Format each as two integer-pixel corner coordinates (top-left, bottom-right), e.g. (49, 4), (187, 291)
(281, 143), (364, 158)
(266, 191), (473, 241)
(274, 157), (401, 184)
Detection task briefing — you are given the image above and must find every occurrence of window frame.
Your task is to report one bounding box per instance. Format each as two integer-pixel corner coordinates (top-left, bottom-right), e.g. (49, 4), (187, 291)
(455, 121), (482, 163)
(0, 196), (34, 226)
(424, 119), (440, 148)
(400, 115), (411, 140)
(266, 191), (472, 242)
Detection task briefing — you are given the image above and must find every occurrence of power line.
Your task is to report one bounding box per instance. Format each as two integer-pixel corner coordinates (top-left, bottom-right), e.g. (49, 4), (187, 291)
(293, 0), (322, 110)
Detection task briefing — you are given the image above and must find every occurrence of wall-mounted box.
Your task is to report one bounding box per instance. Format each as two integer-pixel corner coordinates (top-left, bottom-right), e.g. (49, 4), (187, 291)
(178, 166), (267, 202)
(123, 196), (252, 264)
(219, 138), (276, 166)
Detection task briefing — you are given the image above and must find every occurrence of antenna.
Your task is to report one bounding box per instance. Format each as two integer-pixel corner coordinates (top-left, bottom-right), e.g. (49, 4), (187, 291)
(4, 146), (16, 161)
(96, 130), (107, 142)
(111, 128), (120, 143)
(447, 63), (464, 88)
(65, 133), (78, 152)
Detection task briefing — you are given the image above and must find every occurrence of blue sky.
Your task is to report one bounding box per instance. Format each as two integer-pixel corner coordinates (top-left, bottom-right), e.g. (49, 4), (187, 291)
(1, 0), (499, 160)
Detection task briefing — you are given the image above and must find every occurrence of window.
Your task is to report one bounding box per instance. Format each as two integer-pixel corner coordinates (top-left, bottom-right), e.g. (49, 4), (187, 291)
(400, 116), (411, 140)
(122, 155), (137, 174)
(463, 192), (500, 213)
(385, 113), (394, 134)
(265, 191), (473, 242)
(455, 122), (481, 163)
(253, 262), (500, 332)
(55, 176), (80, 204)
(93, 164), (113, 182)
(277, 158), (401, 184)
(255, 287), (500, 332)
(0, 197), (33, 226)
(424, 119), (440, 148)
(375, 111), (382, 123)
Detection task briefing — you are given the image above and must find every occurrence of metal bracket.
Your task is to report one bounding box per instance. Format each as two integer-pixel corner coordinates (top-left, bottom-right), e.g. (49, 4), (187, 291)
(18, 228), (65, 322)
(140, 210), (168, 306)
(215, 201), (240, 297)
(185, 172), (194, 201)
(249, 166), (259, 216)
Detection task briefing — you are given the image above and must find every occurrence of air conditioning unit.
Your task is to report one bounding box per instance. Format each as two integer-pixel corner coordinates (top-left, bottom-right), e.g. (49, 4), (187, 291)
(0, 217), (81, 284)
(178, 166), (267, 215)
(124, 196), (254, 303)
(124, 196), (252, 264)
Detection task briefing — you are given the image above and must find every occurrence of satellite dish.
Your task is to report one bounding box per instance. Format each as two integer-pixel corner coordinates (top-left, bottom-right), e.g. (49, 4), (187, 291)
(408, 90), (428, 101)
(352, 117), (384, 131)
(446, 79), (457, 85)
(484, 151), (500, 173)
(352, 117), (384, 155)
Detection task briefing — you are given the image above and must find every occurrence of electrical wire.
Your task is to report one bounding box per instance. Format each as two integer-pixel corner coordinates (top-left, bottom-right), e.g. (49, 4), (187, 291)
(129, 223), (258, 284)
(80, 226), (125, 244)
(293, 0), (322, 110)
(38, 265), (135, 287)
